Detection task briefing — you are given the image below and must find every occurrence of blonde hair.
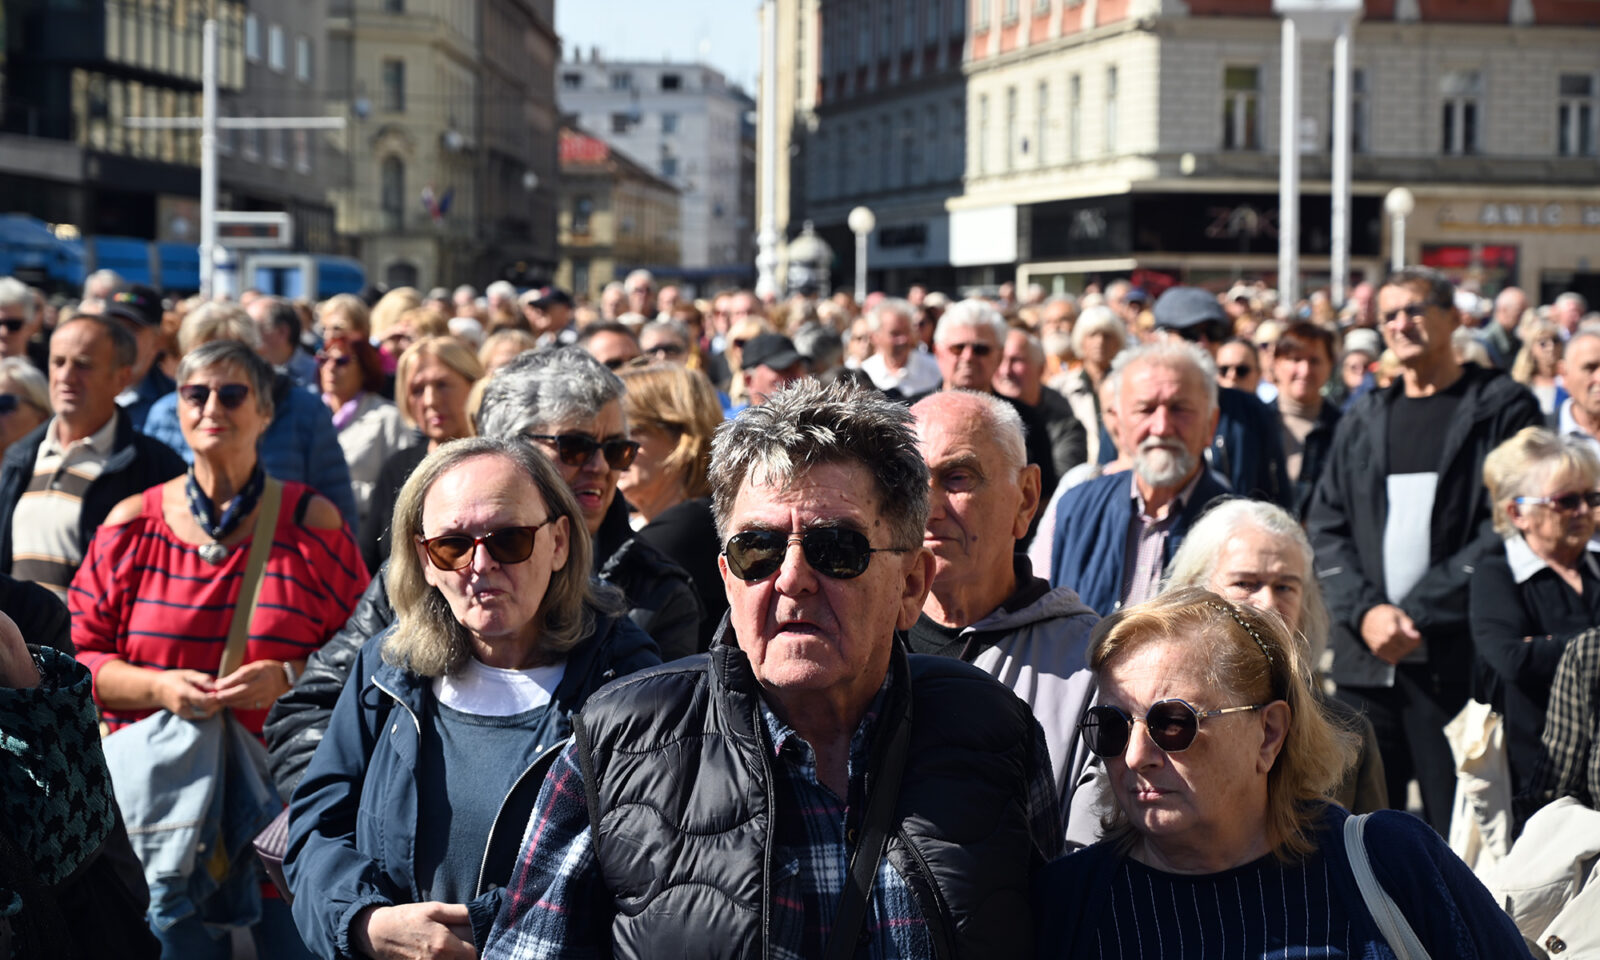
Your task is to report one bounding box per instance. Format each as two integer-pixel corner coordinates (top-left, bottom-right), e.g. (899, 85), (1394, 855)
(478, 328), (538, 372)
(618, 364), (722, 499)
(384, 438), (597, 677)
(401, 306), (448, 339)
(1512, 318), (1562, 385)
(318, 293), (371, 339)
(370, 287), (421, 341)
(1088, 588), (1358, 863)
(394, 336), (485, 430)
(179, 302), (259, 354)
(1484, 426), (1600, 538)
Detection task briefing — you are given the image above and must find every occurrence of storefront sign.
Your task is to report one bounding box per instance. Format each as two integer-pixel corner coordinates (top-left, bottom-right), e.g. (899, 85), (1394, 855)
(1029, 192), (1380, 259)
(1437, 202), (1600, 230)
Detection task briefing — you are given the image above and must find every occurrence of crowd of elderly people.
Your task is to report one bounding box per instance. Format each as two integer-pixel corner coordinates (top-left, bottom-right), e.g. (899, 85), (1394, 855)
(5, 266), (1599, 959)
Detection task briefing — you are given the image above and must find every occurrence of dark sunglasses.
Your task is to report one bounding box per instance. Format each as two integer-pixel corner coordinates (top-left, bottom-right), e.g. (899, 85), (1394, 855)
(945, 341), (993, 357)
(723, 528), (909, 582)
(0, 319), (25, 334)
(1172, 322), (1231, 344)
(178, 383), (251, 410)
(645, 343), (686, 357)
(416, 519), (554, 571)
(1380, 303), (1432, 324)
(1218, 364), (1255, 378)
(317, 352), (353, 367)
(1080, 699), (1270, 758)
(1515, 492), (1600, 513)
(526, 432), (641, 470)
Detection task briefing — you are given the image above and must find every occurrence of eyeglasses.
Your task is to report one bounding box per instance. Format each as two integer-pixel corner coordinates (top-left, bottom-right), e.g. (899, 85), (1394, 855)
(1218, 364), (1255, 378)
(525, 432), (641, 470)
(178, 383), (251, 410)
(416, 519), (555, 571)
(944, 341), (994, 357)
(317, 352), (353, 367)
(723, 528), (910, 581)
(1515, 492), (1600, 513)
(1080, 699), (1271, 758)
(1380, 303), (1433, 324)
(0, 319), (25, 334)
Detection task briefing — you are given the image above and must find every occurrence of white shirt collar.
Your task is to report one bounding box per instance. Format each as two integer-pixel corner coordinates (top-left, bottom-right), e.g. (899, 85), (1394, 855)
(1505, 532), (1600, 585)
(40, 409), (119, 459)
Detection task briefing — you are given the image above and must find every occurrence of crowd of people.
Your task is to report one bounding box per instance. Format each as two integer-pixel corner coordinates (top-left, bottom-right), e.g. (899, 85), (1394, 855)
(0, 262), (1597, 958)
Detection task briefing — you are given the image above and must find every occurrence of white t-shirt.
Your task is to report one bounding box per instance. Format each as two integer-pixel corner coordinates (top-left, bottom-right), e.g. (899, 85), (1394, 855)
(433, 657), (566, 717)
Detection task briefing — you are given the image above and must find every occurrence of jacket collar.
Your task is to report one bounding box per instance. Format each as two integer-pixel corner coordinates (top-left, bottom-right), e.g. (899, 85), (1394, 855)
(1504, 533), (1600, 585)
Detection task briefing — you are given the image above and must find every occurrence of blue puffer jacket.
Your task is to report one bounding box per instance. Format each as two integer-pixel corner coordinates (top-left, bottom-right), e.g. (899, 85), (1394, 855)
(143, 373), (358, 526)
(283, 606), (660, 960)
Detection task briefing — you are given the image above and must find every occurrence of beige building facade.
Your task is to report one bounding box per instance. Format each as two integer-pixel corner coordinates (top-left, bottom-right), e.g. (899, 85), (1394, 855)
(555, 128), (681, 301)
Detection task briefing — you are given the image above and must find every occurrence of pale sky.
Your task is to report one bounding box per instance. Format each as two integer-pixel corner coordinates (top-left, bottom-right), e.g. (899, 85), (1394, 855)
(555, 0), (762, 93)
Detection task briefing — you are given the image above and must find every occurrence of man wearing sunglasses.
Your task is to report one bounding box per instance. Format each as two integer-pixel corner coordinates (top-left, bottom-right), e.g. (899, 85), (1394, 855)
(0, 278), (41, 367)
(0, 315), (184, 600)
(484, 380), (1061, 959)
(1308, 266), (1543, 836)
(1149, 285), (1291, 508)
(910, 390), (1100, 843)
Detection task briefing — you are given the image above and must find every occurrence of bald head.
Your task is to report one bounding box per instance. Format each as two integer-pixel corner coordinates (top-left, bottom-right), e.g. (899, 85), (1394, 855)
(911, 389), (1027, 476)
(1494, 287), (1527, 332)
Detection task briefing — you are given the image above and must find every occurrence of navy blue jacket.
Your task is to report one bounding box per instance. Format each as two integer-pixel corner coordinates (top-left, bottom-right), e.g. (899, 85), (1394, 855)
(1048, 467), (1230, 617)
(1215, 386), (1292, 507)
(284, 608), (660, 960)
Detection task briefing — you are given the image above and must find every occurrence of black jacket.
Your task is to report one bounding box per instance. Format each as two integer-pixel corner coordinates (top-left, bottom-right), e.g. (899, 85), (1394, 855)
(1214, 386), (1292, 507)
(0, 413), (186, 576)
(574, 633), (1050, 959)
(1307, 365), (1543, 690)
(266, 498), (702, 798)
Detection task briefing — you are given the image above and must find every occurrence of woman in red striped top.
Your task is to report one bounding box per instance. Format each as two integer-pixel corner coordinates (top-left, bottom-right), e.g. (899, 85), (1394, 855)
(69, 339), (368, 959)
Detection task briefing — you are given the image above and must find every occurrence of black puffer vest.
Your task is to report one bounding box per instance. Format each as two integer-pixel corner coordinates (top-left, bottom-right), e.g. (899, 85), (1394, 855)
(571, 639), (1042, 959)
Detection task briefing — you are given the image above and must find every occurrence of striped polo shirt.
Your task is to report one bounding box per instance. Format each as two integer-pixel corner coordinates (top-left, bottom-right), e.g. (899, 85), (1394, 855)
(12, 412), (120, 601)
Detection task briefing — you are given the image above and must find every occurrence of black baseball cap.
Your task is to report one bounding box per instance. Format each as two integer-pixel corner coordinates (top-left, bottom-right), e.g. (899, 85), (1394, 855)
(532, 286), (573, 309)
(742, 333), (806, 371)
(103, 284), (164, 328)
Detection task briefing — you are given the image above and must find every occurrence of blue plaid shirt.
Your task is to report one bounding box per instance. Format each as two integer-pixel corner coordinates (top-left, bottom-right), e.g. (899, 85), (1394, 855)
(483, 678), (1061, 959)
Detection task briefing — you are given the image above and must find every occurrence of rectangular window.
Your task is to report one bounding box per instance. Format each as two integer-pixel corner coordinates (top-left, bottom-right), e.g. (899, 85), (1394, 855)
(858, 10), (871, 62)
(572, 260), (591, 296)
(661, 155), (678, 178)
(1036, 80), (1049, 165)
(1005, 86), (1018, 170)
(903, 0), (917, 47)
(977, 0), (990, 29)
(562, 72), (583, 89)
(903, 110), (918, 183)
(1559, 73), (1595, 157)
(1440, 70), (1481, 155)
(1068, 73), (1082, 160)
(1222, 65), (1259, 150)
(268, 24), (284, 72)
(978, 93), (990, 175)
(661, 112), (679, 134)
(1005, 0), (1020, 22)
(1104, 66), (1118, 154)
(382, 59), (405, 112)
(661, 73), (681, 91)
(295, 35), (310, 83)
(610, 72), (632, 90)
(245, 14), (259, 61)
(881, 2), (893, 56)
(924, 106), (940, 181)
(268, 127), (286, 167)
(383, 0), (403, 11)
(611, 112), (632, 133)
(294, 129), (311, 173)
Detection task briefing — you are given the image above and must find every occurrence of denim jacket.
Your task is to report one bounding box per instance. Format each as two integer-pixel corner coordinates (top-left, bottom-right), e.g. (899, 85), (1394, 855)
(285, 608), (660, 960)
(101, 711), (282, 932)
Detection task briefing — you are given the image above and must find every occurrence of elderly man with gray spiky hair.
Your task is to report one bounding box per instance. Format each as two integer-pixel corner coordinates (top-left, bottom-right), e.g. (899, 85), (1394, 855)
(485, 379), (1061, 960)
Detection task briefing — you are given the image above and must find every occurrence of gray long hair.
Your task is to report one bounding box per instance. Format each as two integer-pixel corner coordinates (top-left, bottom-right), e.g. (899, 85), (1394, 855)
(384, 437), (597, 677)
(1162, 497), (1330, 667)
(475, 346), (626, 439)
(709, 378), (929, 549)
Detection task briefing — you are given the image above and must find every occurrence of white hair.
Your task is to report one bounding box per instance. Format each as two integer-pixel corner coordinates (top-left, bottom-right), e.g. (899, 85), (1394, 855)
(1109, 340), (1219, 416)
(913, 389), (1027, 477)
(933, 298), (1008, 348)
(1070, 305), (1126, 357)
(624, 269), (655, 293)
(0, 278), (33, 322)
(485, 280), (516, 304)
(864, 297), (915, 334)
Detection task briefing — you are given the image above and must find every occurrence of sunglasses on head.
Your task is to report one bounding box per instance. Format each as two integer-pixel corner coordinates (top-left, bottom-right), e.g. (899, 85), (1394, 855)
(178, 383), (251, 410)
(723, 528), (909, 581)
(525, 432), (641, 470)
(1515, 491), (1600, 513)
(416, 519), (554, 571)
(1080, 699), (1271, 758)
(317, 352), (353, 367)
(0, 319), (25, 334)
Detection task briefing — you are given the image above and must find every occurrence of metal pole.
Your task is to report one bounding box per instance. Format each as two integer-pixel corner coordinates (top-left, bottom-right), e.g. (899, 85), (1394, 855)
(199, 19), (218, 298)
(855, 231), (867, 303)
(754, 0), (780, 299)
(1391, 214), (1406, 272)
(1330, 18), (1352, 306)
(1277, 17), (1300, 305)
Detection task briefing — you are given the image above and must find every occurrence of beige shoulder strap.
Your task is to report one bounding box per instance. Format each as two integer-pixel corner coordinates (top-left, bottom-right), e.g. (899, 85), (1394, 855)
(217, 477), (284, 679)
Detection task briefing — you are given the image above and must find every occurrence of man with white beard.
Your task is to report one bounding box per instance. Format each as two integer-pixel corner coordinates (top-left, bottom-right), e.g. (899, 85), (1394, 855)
(1046, 342), (1229, 616)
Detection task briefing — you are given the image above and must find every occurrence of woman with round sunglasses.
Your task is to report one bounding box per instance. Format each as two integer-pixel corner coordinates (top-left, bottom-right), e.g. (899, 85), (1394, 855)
(318, 335), (415, 531)
(1472, 427), (1600, 819)
(0, 355), (50, 460)
(359, 335), (483, 574)
(476, 347), (703, 660)
(1035, 589), (1529, 959)
(285, 437), (659, 960)
(70, 340), (369, 959)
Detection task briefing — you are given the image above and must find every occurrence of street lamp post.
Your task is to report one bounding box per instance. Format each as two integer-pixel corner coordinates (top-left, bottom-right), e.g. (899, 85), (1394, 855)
(1384, 187), (1415, 273)
(848, 205), (875, 303)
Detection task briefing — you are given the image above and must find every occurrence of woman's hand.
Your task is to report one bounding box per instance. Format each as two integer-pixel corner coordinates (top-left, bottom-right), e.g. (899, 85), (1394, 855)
(153, 669), (220, 719)
(210, 659), (289, 711)
(353, 903), (477, 960)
